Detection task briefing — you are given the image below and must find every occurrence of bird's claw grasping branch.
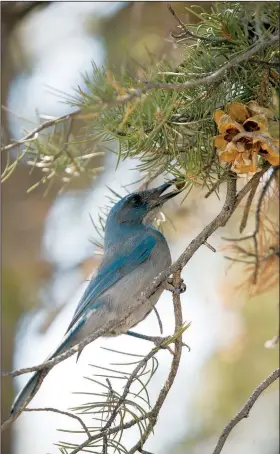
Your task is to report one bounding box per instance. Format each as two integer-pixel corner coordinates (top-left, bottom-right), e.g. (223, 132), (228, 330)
(126, 327), (190, 355)
(152, 334), (191, 353)
(163, 277), (186, 294)
(145, 333), (190, 355)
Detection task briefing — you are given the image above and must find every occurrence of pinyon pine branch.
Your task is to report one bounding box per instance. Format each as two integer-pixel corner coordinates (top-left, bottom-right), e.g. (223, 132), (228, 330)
(1, 3), (279, 452)
(212, 368), (280, 454)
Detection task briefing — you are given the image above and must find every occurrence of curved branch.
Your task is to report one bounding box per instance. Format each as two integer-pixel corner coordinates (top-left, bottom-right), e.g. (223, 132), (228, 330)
(212, 368), (280, 454)
(24, 407), (91, 439)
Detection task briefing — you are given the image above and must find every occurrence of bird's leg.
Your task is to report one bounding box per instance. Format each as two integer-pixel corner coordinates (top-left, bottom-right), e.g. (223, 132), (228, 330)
(126, 331), (174, 354)
(163, 277), (186, 294)
(152, 305), (163, 334)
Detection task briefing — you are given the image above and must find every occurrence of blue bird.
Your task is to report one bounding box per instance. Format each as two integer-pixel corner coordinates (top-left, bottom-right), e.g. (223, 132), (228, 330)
(11, 181), (180, 415)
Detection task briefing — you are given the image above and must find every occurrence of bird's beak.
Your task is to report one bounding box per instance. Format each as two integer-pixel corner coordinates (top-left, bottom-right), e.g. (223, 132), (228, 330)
(148, 180), (181, 207)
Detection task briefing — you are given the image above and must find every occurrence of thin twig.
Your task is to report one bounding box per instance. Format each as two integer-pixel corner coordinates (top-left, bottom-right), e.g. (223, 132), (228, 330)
(59, 412), (152, 446)
(168, 4), (228, 43)
(24, 407), (91, 439)
(212, 368), (280, 454)
(138, 448), (153, 454)
(234, 163), (270, 206)
(224, 252), (277, 264)
(204, 241), (217, 253)
(68, 415), (150, 452)
(205, 174), (230, 199)
(239, 177), (260, 233)
(53, 116), (81, 174)
(1, 110), (80, 152)
(102, 434), (108, 454)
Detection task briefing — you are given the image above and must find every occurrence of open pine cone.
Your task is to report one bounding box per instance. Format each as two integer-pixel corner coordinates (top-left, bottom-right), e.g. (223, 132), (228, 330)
(214, 101), (279, 175)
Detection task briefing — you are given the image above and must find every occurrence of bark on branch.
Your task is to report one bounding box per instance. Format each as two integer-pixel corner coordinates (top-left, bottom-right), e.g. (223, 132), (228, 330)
(212, 368), (280, 454)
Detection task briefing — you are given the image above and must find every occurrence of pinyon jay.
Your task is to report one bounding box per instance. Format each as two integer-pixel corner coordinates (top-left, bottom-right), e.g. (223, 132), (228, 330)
(11, 181), (180, 415)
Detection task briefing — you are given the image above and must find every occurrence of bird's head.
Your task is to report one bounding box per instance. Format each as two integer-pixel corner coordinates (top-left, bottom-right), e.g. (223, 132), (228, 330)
(106, 181), (181, 229)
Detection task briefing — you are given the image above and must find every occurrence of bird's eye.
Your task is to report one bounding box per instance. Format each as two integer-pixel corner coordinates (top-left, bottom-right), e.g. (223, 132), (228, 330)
(130, 194), (142, 206)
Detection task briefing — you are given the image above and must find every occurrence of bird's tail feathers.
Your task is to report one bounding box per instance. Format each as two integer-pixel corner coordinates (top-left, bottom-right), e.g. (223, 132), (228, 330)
(10, 322), (81, 416)
(10, 369), (45, 416)
(10, 340), (65, 416)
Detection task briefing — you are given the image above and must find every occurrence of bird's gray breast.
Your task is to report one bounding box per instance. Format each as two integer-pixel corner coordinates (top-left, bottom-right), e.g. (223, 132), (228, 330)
(105, 232), (171, 335)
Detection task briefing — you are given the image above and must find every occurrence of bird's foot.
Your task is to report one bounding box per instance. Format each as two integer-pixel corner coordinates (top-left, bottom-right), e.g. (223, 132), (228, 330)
(163, 277), (186, 294)
(126, 331), (190, 355)
(126, 331), (174, 355)
(148, 335), (170, 347)
(151, 335), (191, 354)
(149, 335), (175, 355)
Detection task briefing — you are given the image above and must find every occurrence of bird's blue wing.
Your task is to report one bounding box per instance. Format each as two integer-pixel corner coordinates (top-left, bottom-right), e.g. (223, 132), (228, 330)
(11, 235), (157, 415)
(66, 234), (156, 333)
